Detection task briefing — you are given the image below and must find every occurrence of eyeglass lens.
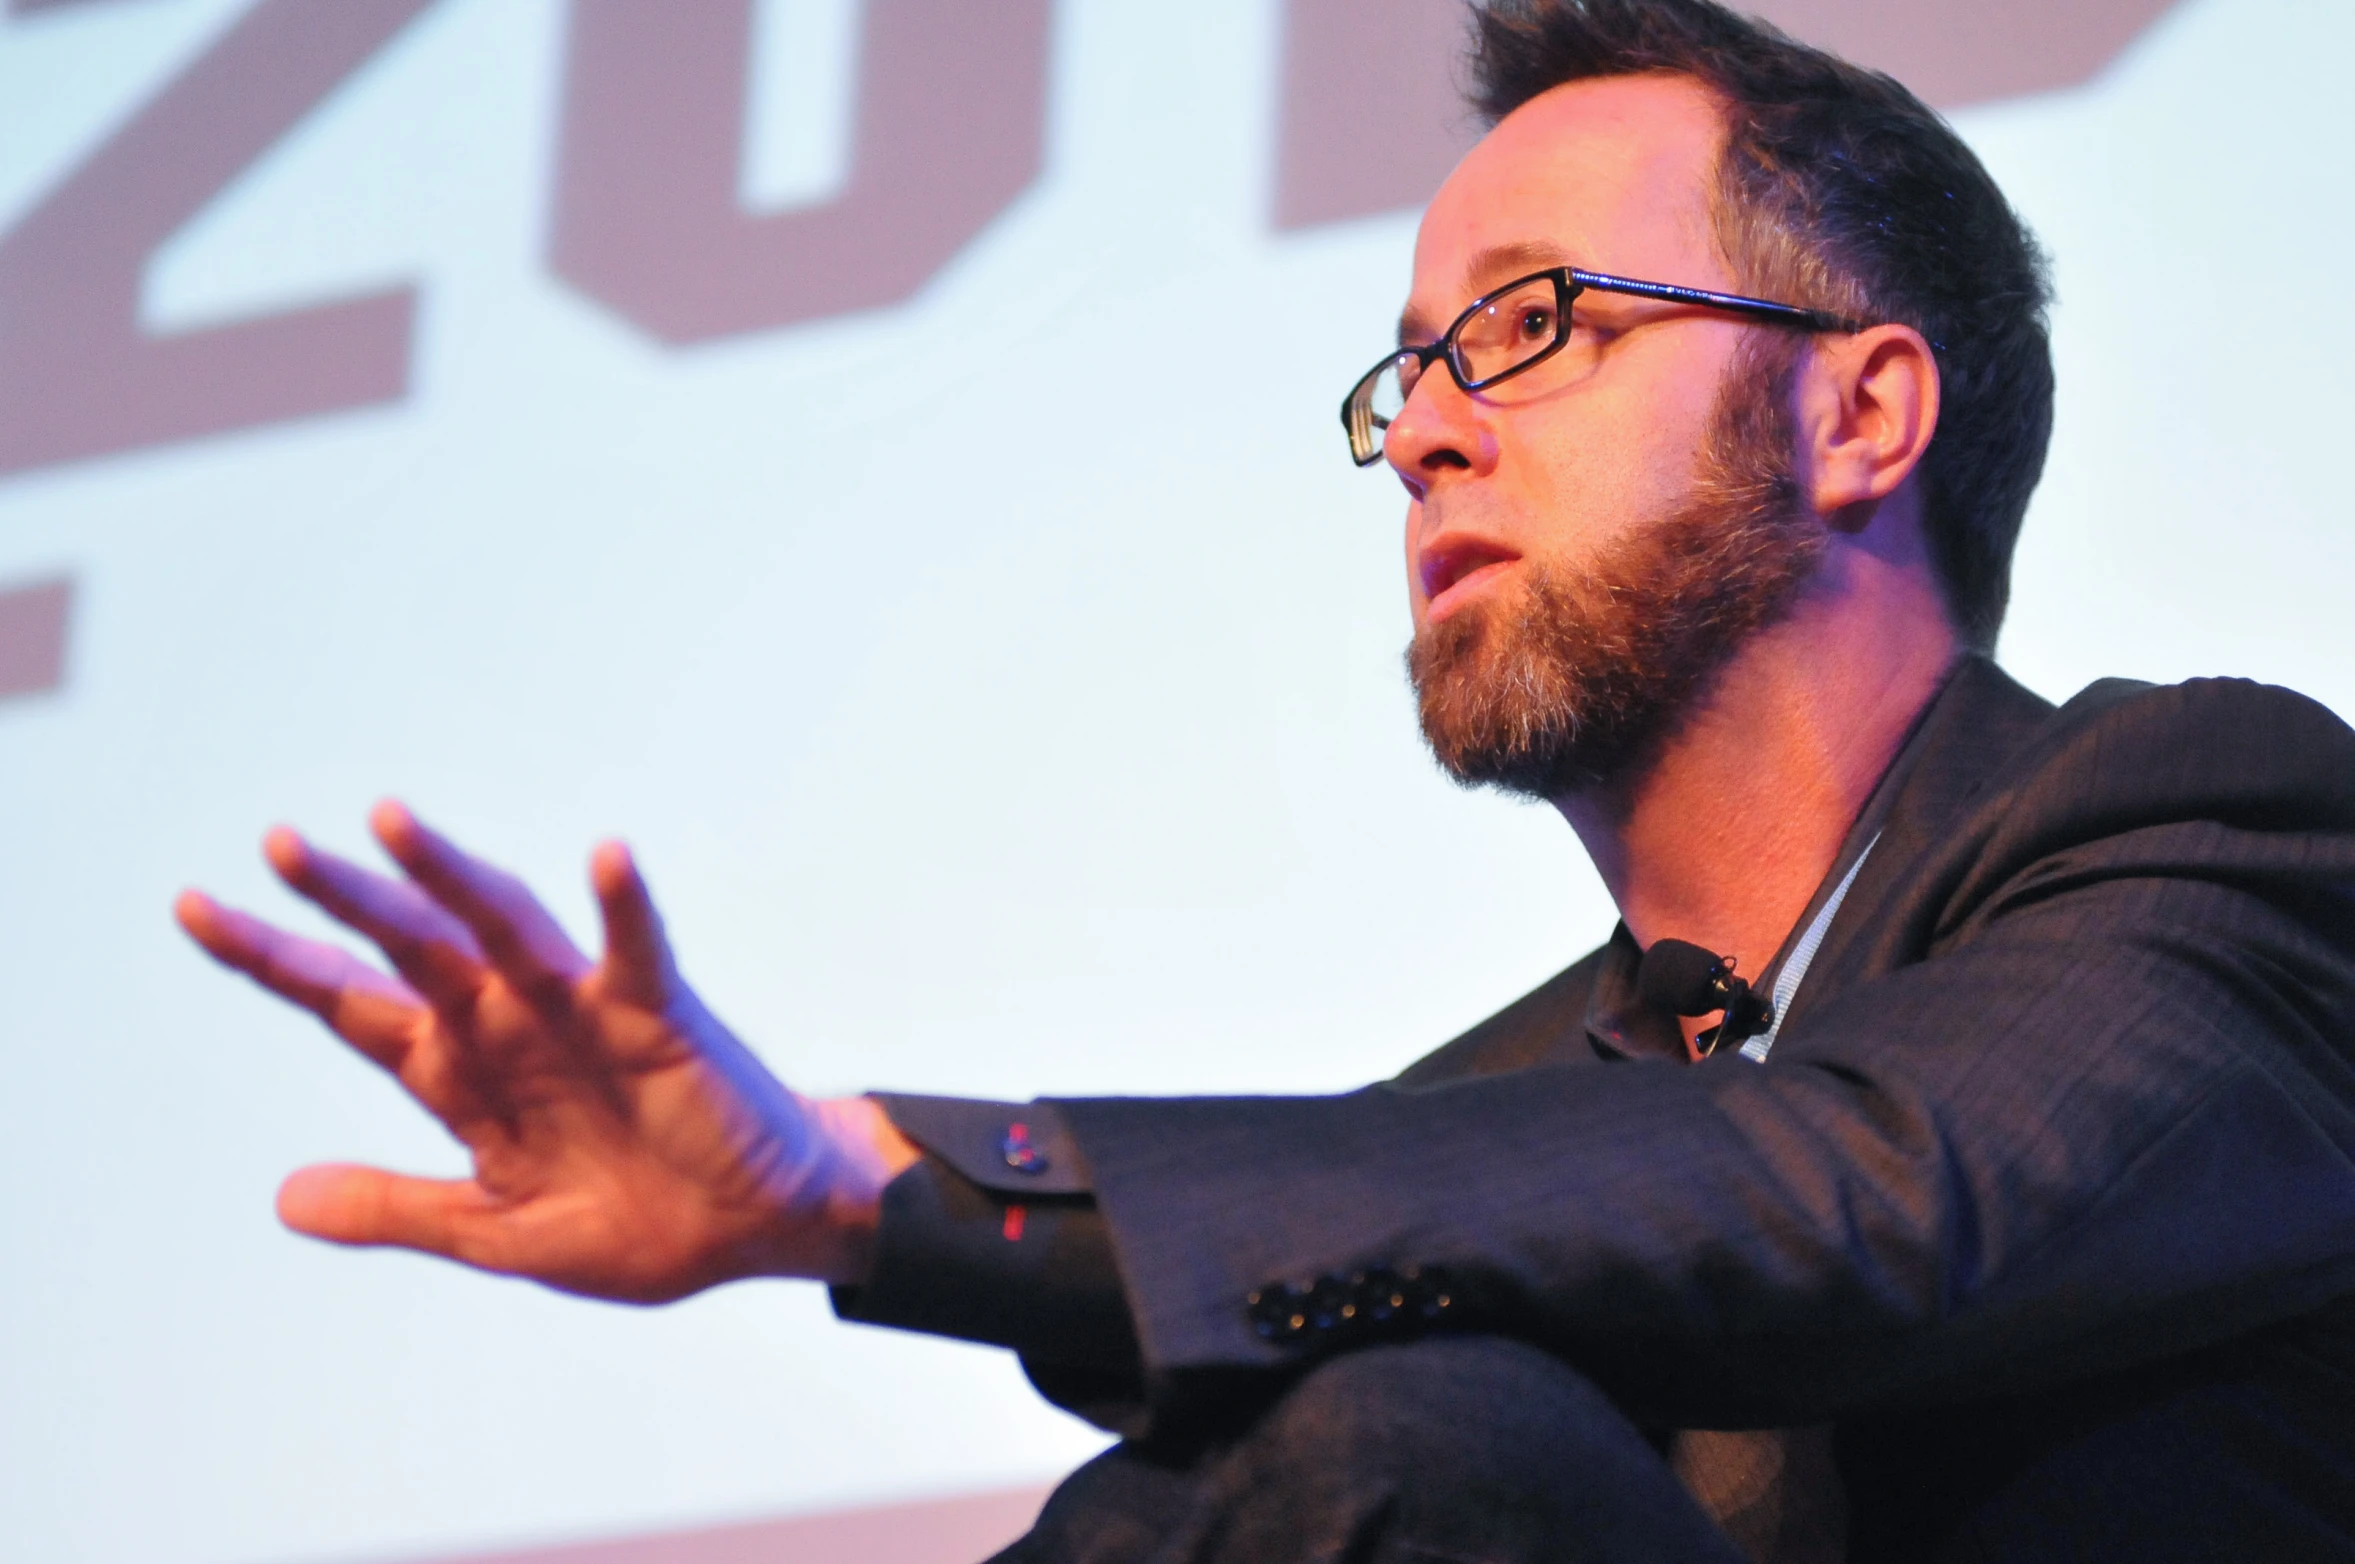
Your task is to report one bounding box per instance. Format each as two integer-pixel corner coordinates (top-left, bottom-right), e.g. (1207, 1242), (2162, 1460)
(1346, 276), (1569, 466)
(1453, 276), (1565, 384)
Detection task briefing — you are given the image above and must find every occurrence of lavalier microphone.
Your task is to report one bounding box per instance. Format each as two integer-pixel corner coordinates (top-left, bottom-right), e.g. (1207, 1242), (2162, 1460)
(1637, 937), (1774, 1056)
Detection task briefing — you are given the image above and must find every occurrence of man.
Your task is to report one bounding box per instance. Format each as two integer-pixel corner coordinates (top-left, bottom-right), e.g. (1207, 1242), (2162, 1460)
(177, 1), (2355, 1559)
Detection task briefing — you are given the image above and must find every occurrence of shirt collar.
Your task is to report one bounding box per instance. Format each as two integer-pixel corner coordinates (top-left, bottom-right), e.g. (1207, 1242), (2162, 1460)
(1584, 923), (1687, 1061)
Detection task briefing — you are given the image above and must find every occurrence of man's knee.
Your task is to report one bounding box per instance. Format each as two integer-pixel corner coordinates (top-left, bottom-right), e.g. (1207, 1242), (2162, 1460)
(1241, 1334), (1633, 1491)
(1004, 1339), (1743, 1563)
(1212, 1335), (1742, 1563)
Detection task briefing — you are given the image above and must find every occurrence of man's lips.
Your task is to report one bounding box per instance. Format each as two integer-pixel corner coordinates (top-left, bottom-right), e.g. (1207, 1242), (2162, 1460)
(1419, 537), (1521, 623)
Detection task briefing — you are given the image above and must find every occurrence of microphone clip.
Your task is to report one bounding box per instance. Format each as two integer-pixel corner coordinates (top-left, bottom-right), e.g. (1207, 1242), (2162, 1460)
(1635, 938), (1775, 1057)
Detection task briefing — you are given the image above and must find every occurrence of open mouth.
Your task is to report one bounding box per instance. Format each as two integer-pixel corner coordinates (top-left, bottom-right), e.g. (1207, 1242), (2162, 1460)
(1419, 540), (1520, 618)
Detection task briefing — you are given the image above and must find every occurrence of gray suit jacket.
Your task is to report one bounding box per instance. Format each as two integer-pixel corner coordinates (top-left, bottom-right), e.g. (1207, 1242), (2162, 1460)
(852, 658), (2355, 1559)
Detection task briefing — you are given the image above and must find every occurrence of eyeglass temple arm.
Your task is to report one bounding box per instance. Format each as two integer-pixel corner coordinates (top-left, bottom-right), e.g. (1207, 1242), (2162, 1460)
(1568, 268), (1861, 334)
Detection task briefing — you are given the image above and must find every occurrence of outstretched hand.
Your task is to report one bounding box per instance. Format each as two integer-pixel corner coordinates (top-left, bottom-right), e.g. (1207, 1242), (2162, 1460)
(176, 803), (918, 1301)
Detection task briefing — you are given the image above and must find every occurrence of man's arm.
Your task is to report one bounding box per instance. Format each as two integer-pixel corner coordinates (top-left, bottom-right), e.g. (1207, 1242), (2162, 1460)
(182, 681), (2355, 1440)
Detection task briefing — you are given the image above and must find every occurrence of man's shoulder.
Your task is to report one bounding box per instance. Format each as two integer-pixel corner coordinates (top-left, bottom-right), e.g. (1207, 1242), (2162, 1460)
(1388, 945), (1611, 1089)
(1790, 664), (2355, 1002)
(1980, 669), (2355, 840)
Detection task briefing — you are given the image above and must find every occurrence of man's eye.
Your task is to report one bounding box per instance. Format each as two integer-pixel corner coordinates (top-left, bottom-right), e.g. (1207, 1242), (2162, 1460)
(1519, 307), (1554, 340)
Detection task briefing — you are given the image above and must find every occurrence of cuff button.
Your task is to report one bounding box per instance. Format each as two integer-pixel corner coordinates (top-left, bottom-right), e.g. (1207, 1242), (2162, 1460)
(1305, 1274), (1355, 1337)
(1246, 1282), (1312, 1343)
(999, 1122), (1050, 1174)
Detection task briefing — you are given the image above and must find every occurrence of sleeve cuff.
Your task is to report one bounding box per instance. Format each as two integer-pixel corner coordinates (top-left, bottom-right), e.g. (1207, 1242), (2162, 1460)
(868, 1092), (1095, 1196)
(830, 1099), (1139, 1377)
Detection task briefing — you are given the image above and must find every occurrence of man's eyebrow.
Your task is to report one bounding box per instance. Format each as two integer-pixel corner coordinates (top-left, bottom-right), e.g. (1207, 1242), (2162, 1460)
(1395, 240), (1581, 346)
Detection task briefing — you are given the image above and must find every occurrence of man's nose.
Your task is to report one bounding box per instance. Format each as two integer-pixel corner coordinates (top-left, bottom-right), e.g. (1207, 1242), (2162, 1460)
(1382, 364), (1492, 493)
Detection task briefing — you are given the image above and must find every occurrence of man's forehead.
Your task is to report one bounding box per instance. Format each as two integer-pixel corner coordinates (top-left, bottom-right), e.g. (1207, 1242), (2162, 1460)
(1403, 73), (1729, 336)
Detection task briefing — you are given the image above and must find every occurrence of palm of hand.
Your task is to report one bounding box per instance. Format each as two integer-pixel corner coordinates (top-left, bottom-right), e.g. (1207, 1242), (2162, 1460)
(179, 804), (904, 1300)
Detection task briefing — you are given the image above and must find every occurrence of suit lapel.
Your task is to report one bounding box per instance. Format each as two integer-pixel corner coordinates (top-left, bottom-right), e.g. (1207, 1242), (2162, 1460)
(1771, 657), (2058, 1036)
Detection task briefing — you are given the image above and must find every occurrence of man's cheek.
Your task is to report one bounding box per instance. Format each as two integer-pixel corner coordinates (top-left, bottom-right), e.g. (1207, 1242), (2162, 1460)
(1545, 423), (1677, 552)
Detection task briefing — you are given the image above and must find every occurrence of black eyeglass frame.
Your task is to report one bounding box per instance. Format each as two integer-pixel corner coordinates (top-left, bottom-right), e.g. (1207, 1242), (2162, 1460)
(1341, 266), (1864, 467)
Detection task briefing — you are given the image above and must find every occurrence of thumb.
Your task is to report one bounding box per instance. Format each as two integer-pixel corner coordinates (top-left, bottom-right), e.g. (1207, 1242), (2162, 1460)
(278, 1164), (494, 1262)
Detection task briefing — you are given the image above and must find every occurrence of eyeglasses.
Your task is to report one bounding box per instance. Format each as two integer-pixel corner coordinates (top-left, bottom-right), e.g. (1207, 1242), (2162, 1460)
(1340, 266), (1862, 467)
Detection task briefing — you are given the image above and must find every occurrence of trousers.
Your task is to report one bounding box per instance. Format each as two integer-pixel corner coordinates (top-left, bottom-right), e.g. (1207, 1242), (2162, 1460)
(991, 1336), (1748, 1564)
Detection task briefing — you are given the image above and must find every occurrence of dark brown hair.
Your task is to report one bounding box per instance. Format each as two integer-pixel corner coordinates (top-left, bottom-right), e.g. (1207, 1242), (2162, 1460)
(1468, 0), (2054, 649)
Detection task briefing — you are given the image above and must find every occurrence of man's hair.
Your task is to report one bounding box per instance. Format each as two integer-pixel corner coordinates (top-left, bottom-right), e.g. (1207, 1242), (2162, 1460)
(1467, 0), (2054, 650)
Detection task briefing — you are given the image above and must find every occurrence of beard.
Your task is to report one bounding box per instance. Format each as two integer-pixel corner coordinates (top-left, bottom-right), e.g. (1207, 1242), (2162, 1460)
(1408, 337), (1826, 799)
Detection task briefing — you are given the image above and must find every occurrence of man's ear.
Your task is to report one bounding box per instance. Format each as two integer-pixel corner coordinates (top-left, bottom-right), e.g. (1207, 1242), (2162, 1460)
(1795, 324), (1940, 531)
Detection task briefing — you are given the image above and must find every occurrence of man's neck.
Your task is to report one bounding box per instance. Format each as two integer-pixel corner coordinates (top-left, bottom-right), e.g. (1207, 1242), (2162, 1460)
(1556, 538), (1962, 1019)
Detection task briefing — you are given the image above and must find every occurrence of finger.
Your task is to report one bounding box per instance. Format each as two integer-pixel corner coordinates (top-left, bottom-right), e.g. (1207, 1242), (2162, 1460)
(590, 840), (677, 1006)
(176, 890), (423, 1071)
(264, 826), (486, 1012)
(278, 1163), (504, 1266)
(370, 801), (591, 1008)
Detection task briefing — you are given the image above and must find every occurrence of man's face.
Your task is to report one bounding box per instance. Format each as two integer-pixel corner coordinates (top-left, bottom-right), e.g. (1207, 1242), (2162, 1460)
(1391, 74), (1823, 795)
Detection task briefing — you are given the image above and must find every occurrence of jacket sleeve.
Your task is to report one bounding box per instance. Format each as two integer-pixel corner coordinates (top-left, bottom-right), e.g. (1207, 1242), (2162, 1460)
(1046, 679), (2355, 1430)
(827, 1094), (1150, 1430)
